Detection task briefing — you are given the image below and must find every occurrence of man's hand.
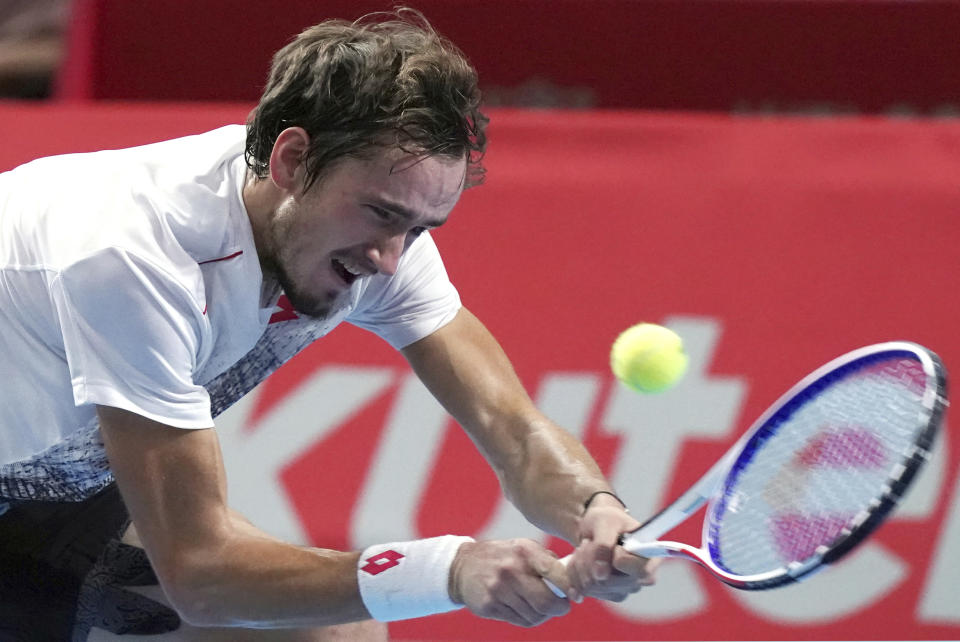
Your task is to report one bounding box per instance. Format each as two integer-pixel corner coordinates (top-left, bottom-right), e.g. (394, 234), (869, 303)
(448, 539), (575, 627)
(566, 496), (659, 602)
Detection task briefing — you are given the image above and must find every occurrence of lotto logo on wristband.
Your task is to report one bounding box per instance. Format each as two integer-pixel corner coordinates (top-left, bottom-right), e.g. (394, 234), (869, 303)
(357, 536), (472, 621)
(361, 550), (405, 575)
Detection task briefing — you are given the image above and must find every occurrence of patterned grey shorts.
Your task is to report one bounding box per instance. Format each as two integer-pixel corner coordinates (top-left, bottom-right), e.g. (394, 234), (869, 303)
(0, 484), (180, 641)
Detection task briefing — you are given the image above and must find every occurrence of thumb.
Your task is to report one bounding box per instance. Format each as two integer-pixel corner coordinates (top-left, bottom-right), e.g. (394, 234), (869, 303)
(536, 555), (582, 603)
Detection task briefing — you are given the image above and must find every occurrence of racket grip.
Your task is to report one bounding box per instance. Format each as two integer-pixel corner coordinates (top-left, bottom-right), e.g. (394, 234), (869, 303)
(621, 541), (675, 558)
(542, 543), (674, 597)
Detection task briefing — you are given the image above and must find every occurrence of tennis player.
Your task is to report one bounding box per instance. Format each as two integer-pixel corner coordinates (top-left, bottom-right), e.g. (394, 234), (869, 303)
(0, 9), (654, 640)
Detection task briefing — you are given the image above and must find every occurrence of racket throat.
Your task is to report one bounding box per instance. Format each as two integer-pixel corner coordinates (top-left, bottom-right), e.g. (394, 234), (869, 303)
(625, 540), (701, 560)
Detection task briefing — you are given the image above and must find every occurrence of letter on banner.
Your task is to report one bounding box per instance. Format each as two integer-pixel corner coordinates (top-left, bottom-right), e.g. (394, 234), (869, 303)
(604, 317), (747, 620)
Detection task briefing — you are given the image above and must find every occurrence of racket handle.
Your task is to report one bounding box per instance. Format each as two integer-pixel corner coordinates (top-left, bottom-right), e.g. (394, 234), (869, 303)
(621, 540), (675, 558)
(542, 543), (675, 598)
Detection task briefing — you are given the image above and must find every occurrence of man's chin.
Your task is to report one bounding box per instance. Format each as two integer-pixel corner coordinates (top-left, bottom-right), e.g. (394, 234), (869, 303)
(274, 266), (351, 320)
(286, 289), (348, 320)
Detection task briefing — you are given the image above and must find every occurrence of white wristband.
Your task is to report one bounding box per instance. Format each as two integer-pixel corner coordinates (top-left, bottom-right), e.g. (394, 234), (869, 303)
(356, 535), (474, 622)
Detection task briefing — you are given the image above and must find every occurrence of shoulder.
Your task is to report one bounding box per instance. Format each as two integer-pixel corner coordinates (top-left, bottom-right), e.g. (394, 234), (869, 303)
(348, 232), (461, 349)
(13, 126), (249, 271)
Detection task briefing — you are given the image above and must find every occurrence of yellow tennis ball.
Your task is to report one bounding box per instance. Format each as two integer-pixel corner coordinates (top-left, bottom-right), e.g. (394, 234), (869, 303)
(610, 323), (688, 393)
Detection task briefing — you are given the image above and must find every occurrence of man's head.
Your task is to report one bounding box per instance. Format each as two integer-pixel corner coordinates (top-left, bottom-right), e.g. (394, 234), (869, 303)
(243, 9), (486, 320)
(245, 8), (487, 191)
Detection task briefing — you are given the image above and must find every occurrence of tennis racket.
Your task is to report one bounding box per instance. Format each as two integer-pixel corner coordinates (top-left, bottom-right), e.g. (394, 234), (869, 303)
(548, 341), (947, 593)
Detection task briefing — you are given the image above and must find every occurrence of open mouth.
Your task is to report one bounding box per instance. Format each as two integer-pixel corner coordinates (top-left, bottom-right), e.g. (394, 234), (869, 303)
(331, 258), (361, 285)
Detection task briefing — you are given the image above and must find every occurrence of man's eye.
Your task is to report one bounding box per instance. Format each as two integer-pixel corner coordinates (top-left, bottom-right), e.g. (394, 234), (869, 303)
(370, 206), (393, 222)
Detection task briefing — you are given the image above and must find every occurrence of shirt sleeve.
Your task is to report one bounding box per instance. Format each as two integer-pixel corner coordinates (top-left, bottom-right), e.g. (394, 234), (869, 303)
(347, 232), (462, 350)
(50, 247), (214, 428)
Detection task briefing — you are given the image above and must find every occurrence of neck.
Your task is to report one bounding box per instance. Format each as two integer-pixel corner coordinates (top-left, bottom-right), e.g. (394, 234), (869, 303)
(242, 170), (282, 267)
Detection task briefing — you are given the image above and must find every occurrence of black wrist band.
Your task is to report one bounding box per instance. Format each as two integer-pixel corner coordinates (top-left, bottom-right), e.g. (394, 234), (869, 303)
(582, 490), (628, 514)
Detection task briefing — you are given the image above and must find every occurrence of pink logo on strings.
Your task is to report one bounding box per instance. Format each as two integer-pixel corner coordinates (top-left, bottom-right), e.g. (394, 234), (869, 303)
(772, 514), (849, 561)
(859, 359), (927, 395)
(794, 427), (887, 468)
(765, 427), (888, 561)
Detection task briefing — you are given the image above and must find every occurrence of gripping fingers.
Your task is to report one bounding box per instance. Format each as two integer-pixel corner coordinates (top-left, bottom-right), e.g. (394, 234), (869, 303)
(613, 546), (659, 586)
(585, 569), (644, 602)
(565, 542), (653, 601)
(536, 555), (581, 604)
(498, 587), (568, 628)
(523, 555), (574, 617)
(457, 539), (572, 627)
(566, 539), (610, 597)
(479, 567), (571, 626)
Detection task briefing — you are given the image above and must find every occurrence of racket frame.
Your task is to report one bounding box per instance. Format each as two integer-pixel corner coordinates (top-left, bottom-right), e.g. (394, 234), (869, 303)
(620, 341), (947, 590)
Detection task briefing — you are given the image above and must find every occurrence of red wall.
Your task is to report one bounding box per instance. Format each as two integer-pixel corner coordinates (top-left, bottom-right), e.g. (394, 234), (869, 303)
(2, 103), (958, 640)
(57, 0), (960, 115)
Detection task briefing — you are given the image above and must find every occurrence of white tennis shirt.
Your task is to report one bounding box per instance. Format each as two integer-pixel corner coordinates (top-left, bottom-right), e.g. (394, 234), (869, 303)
(0, 125), (461, 501)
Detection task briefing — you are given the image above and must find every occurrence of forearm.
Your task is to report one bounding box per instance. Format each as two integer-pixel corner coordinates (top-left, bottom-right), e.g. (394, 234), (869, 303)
(402, 308), (618, 543)
(489, 412), (617, 543)
(168, 533), (366, 628)
(403, 307), (649, 608)
(98, 405), (371, 628)
(121, 512), (369, 627)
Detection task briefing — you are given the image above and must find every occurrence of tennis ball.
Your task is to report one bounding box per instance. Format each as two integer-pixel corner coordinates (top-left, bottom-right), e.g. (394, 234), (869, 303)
(610, 323), (688, 393)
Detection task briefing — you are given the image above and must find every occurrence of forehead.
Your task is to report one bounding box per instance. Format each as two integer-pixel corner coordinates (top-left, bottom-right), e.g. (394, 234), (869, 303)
(327, 146), (466, 210)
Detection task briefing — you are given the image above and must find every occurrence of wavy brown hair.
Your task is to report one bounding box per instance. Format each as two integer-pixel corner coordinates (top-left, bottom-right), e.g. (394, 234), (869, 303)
(245, 8), (487, 190)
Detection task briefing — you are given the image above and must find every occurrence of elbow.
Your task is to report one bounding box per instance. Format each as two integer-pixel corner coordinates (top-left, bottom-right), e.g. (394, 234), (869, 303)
(167, 594), (220, 628)
(156, 559), (230, 627)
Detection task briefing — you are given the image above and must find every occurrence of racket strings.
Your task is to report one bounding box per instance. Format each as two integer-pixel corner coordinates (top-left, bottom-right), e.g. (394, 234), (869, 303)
(708, 357), (929, 577)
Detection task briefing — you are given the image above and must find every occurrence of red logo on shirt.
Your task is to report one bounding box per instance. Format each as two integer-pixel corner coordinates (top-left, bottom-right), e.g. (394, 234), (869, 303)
(269, 295), (299, 324)
(360, 550), (405, 575)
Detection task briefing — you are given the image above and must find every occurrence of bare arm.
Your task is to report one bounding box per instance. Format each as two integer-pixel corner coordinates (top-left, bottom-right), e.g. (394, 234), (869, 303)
(401, 307), (622, 542)
(97, 405), (368, 628)
(99, 402), (574, 628)
(402, 307), (655, 600)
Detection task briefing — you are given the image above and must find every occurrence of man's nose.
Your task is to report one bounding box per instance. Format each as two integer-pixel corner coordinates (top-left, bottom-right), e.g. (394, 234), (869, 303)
(367, 232), (406, 276)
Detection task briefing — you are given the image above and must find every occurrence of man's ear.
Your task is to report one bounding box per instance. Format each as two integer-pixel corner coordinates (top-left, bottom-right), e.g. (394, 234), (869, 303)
(268, 127), (310, 191)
